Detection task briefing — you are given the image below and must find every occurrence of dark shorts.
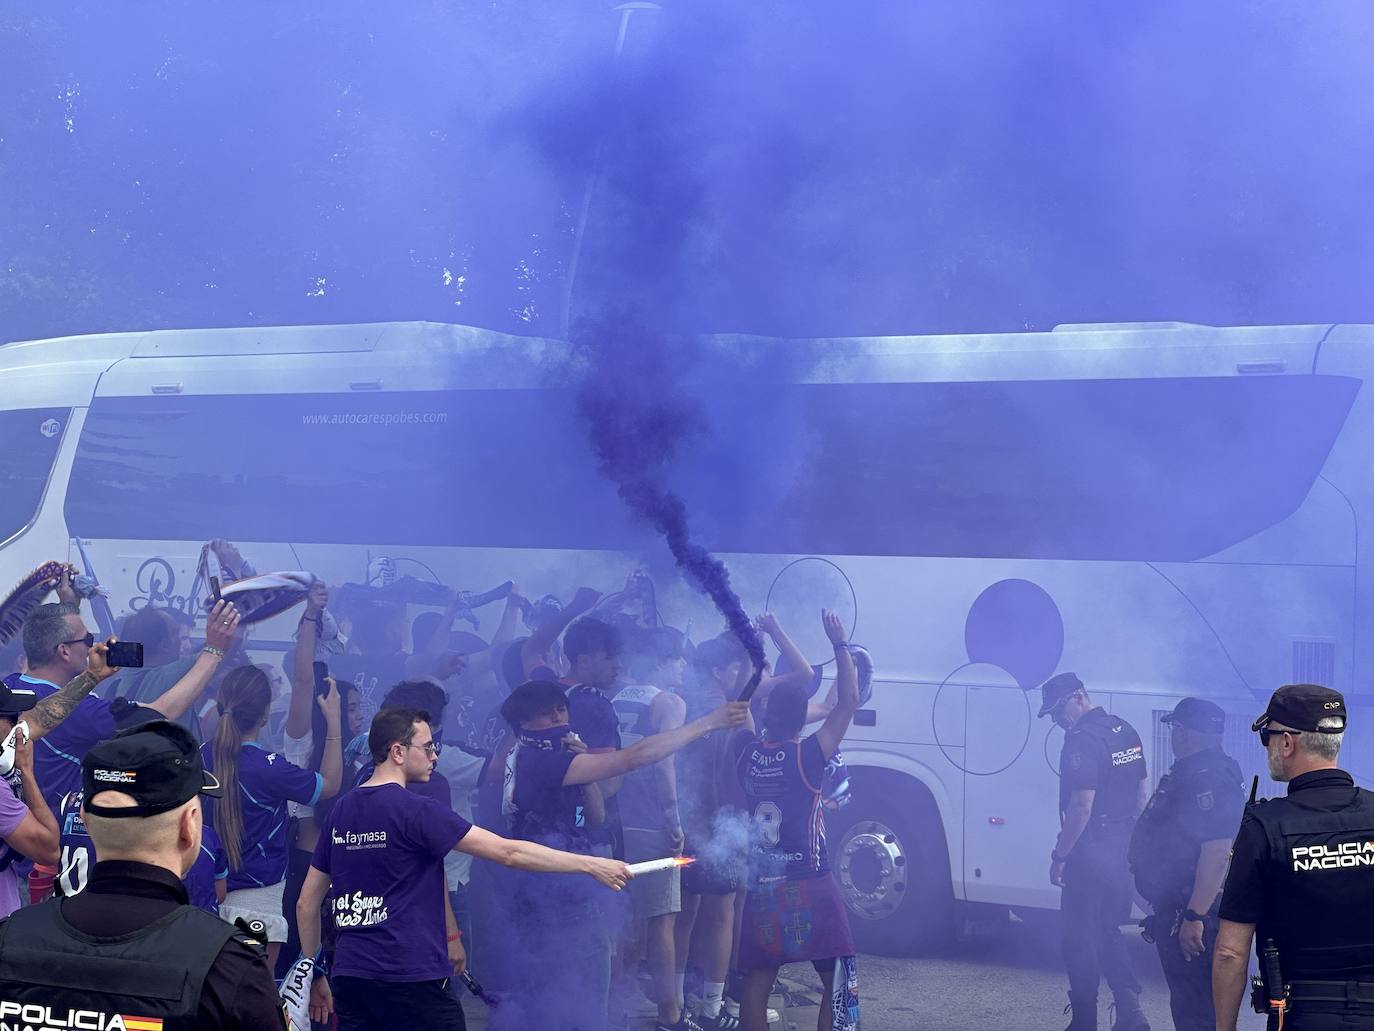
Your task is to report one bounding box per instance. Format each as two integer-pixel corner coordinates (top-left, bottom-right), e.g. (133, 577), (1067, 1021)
(738, 873), (855, 972)
(681, 841), (747, 896)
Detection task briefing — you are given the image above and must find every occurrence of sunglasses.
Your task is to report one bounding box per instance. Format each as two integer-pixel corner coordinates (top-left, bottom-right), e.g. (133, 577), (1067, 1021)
(1049, 691), (1082, 719)
(57, 633), (95, 651)
(1258, 728), (1294, 747)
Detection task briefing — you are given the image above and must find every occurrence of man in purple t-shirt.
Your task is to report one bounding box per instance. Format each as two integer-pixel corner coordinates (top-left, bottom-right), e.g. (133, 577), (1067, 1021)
(297, 706), (633, 1031)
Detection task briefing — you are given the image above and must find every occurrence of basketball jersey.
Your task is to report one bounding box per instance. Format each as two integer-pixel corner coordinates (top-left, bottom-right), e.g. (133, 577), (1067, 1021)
(736, 732), (830, 884)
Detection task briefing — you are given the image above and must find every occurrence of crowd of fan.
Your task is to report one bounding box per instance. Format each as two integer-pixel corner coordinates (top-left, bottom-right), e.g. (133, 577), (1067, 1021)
(0, 552), (868, 1031)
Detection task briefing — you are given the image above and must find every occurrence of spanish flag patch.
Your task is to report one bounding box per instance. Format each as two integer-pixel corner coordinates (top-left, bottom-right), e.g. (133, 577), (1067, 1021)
(122, 1017), (164, 1031)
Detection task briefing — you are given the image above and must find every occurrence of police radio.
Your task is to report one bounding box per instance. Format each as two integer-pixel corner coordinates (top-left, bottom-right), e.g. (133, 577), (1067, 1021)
(1242, 777), (1291, 1027)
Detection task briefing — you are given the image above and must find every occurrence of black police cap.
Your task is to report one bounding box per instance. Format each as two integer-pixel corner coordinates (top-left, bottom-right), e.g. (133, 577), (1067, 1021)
(1251, 684), (1347, 734)
(82, 719), (222, 819)
(1038, 672), (1084, 718)
(0, 682), (38, 719)
(1161, 697), (1226, 734)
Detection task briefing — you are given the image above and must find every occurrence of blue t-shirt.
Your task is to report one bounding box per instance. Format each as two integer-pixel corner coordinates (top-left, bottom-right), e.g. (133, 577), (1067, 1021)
(6, 673), (116, 816)
(203, 742), (322, 891)
(312, 782), (470, 982)
(186, 825), (229, 913)
(58, 790), (227, 914)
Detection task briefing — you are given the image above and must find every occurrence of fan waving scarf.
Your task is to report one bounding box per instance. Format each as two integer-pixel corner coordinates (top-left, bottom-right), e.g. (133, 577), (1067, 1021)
(216, 572), (316, 625)
(0, 561), (68, 647)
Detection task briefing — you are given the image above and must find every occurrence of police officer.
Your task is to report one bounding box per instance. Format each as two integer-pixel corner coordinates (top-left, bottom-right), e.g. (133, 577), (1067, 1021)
(0, 719), (285, 1029)
(1041, 671), (1150, 1031)
(1127, 698), (1243, 1030)
(1214, 684), (1374, 1031)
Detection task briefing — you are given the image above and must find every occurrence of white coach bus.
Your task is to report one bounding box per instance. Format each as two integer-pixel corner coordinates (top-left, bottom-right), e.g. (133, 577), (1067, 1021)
(1, 319), (1371, 954)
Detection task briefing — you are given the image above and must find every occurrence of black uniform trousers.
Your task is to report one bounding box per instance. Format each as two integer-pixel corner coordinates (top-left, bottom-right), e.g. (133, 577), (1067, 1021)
(1062, 827), (1140, 1002)
(1152, 914), (1217, 1031)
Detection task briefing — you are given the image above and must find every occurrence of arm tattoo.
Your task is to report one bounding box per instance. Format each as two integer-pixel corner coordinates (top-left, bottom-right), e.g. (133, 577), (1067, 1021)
(31, 671), (101, 733)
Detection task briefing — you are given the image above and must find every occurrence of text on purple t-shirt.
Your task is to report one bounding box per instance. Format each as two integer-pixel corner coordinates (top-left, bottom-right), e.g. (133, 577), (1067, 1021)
(312, 782), (471, 982)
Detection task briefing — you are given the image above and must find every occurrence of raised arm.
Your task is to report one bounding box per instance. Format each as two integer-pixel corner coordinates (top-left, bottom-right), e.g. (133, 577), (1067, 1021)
(492, 585), (525, 645)
(814, 611), (858, 759)
(418, 596), (463, 664)
(562, 702), (749, 787)
(52, 566), (82, 614)
(315, 679), (344, 800)
(145, 602), (240, 722)
(523, 587), (600, 674)
(457, 824), (630, 890)
(6, 732), (59, 864)
(805, 681), (838, 726)
(287, 583), (328, 741)
(464, 586), (527, 680)
(756, 612), (810, 684)
(26, 642), (119, 740)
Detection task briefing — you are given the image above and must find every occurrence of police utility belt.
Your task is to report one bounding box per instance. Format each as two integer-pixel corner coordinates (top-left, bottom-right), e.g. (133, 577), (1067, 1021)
(1254, 979), (1374, 1013)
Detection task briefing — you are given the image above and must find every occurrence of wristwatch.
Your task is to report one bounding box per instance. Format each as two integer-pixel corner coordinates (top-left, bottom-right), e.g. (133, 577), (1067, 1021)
(1182, 909), (1207, 923)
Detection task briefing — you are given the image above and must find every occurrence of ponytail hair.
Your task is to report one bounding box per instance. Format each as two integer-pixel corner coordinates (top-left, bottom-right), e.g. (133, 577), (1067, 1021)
(212, 665), (272, 871)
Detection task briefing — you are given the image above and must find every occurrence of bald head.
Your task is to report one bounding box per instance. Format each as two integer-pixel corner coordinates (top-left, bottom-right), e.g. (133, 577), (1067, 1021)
(82, 791), (202, 877)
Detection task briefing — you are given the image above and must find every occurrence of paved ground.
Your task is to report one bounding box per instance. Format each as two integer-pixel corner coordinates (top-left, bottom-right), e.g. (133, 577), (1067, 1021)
(461, 916), (1269, 1029)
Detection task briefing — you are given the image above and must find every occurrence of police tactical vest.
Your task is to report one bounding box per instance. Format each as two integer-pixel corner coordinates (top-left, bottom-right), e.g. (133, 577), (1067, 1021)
(1128, 751), (1242, 907)
(1245, 784), (1374, 982)
(0, 897), (239, 1030)
(1060, 709), (1146, 825)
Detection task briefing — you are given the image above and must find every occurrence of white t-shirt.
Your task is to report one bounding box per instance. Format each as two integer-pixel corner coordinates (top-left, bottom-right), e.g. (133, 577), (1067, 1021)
(283, 729), (314, 820)
(435, 745), (484, 887)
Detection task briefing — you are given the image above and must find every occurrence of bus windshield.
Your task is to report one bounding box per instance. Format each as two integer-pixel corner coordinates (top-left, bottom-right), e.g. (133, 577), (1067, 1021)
(0, 408), (69, 545)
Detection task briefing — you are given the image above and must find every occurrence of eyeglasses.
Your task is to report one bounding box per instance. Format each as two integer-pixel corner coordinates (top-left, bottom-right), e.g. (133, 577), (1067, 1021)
(1259, 728), (1294, 747)
(407, 740), (441, 758)
(57, 633), (95, 651)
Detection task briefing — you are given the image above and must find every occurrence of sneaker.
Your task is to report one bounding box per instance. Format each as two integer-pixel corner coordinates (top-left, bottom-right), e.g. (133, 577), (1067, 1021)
(699, 1010), (742, 1030)
(622, 988), (661, 1018)
(655, 1015), (705, 1031)
(721, 997), (779, 1024)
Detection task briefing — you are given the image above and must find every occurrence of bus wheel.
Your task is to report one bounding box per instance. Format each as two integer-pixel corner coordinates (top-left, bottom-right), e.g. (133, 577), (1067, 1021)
(831, 769), (954, 955)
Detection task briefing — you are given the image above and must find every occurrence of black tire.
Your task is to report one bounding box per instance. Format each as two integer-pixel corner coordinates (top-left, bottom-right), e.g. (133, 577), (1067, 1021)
(829, 767), (956, 955)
